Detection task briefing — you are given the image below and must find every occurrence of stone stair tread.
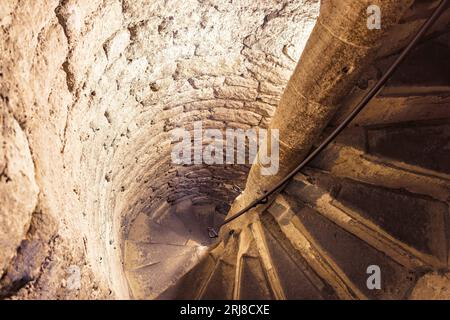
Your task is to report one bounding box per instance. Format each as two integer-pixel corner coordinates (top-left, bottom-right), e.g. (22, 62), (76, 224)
(238, 255), (274, 299)
(124, 240), (197, 271)
(364, 120), (450, 175)
(150, 201), (172, 222)
(128, 212), (190, 246)
(200, 234), (240, 299)
(309, 144), (450, 202)
(200, 260), (235, 300)
(127, 212), (152, 242)
(169, 242), (227, 299)
(331, 94), (450, 127)
(160, 253), (217, 300)
(175, 210), (212, 246)
(318, 121), (450, 178)
(288, 169), (448, 265)
(282, 197), (418, 299)
(149, 221), (190, 246)
(259, 220), (328, 300)
(154, 279), (182, 300)
(126, 247), (202, 299)
(192, 203), (216, 226)
(213, 212), (226, 228)
(380, 85), (450, 97)
(157, 212), (192, 239)
(233, 226), (273, 300)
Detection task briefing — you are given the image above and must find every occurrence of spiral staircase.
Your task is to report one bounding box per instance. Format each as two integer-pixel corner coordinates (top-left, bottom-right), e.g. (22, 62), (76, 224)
(168, 95), (448, 300)
(124, 58), (450, 301)
(123, 1), (450, 300)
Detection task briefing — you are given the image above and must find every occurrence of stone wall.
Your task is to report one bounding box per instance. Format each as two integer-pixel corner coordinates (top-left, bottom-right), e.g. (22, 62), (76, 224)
(0, 0), (319, 299)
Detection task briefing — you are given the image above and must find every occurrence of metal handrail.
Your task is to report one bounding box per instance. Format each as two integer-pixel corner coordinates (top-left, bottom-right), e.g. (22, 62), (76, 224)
(208, 0), (449, 239)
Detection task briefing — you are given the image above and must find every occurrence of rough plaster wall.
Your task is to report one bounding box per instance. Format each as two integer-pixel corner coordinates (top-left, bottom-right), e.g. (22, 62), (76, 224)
(0, 0), (319, 299)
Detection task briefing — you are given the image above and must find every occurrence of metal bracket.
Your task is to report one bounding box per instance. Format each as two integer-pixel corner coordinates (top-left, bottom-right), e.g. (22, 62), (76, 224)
(207, 227), (219, 238)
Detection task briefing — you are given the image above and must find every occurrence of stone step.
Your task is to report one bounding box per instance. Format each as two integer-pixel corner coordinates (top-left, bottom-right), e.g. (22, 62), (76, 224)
(157, 211), (190, 236)
(192, 203), (216, 226)
(249, 220), (286, 300)
(165, 253), (218, 300)
(268, 195), (418, 299)
(175, 211), (212, 247)
(378, 31), (450, 96)
(172, 198), (214, 246)
(200, 260), (236, 300)
(127, 212), (190, 246)
(233, 226), (273, 300)
(260, 212), (340, 299)
(251, 218), (328, 299)
(380, 86), (450, 97)
(124, 240), (198, 271)
(364, 120), (450, 175)
(324, 120), (450, 177)
(237, 255), (274, 300)
(309, 144), (450, 202)
(125, 246), (204, 299)
(266, 200), (358, 300)
(127, 212), (152, 242)
(330, 94), (450, 128)
(170, 241), (227, 299)
(149, 200), (172, 223)
(213, 212), (226, 228)
(316, 119), (450, 179)
(287, 171), (448, 268)
(199, 232), (240, 300)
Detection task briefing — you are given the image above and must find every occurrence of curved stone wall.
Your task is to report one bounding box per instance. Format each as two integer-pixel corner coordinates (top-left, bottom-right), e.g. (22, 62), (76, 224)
(0, 0), (319, 298)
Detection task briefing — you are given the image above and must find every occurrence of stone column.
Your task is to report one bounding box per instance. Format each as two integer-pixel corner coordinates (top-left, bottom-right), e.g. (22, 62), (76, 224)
(227, 0), (414, 221)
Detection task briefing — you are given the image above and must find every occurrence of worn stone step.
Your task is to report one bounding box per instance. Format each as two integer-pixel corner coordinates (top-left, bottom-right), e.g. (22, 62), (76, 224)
(324, 120), (450, 177)
(200, 233), (240, 300)
(251, 219), (327, 299)
(177, 213), (212, 246)
(149, 200), (172, 223)
(270, 195), (418, 299)
(213, 212), (226, 228)
(126, 247), (204, 299)
(249, 220), (287, 300)
(330, 94), (450, 128)
(200, 260), (236, 300)
(233, 226), (273, 300)
(124, 240), (197, 271)
(260, 212), (340, 299)
(288, 170), (449, 268)
(127, 212), (190, 246)
(174, 199), (213, 246)
(319, 120), (450, 178)
(158, 211), (190, 235)
(309, 144), (450, 202)
(283, 175), (423, 270)
(127, 212), (152, 242)
(364, 120), (450, 175)
(192, 203), (216, 225)
(165, 253), (218, 300)
(266, 200), (358, 300)
(381, 86), (450, 97)
(170, 241), (227, 299)
(128, 214), (190, 245)
(238, 255), (274, 299)
(379, 31), (450, 96)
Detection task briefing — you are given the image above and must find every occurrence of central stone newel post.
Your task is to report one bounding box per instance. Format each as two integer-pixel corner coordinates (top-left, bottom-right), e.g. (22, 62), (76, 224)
(226, 0), (414, 227)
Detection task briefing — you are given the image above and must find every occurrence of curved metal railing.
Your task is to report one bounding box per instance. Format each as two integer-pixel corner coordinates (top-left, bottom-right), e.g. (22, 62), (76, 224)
(208, 0), (449, 238)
